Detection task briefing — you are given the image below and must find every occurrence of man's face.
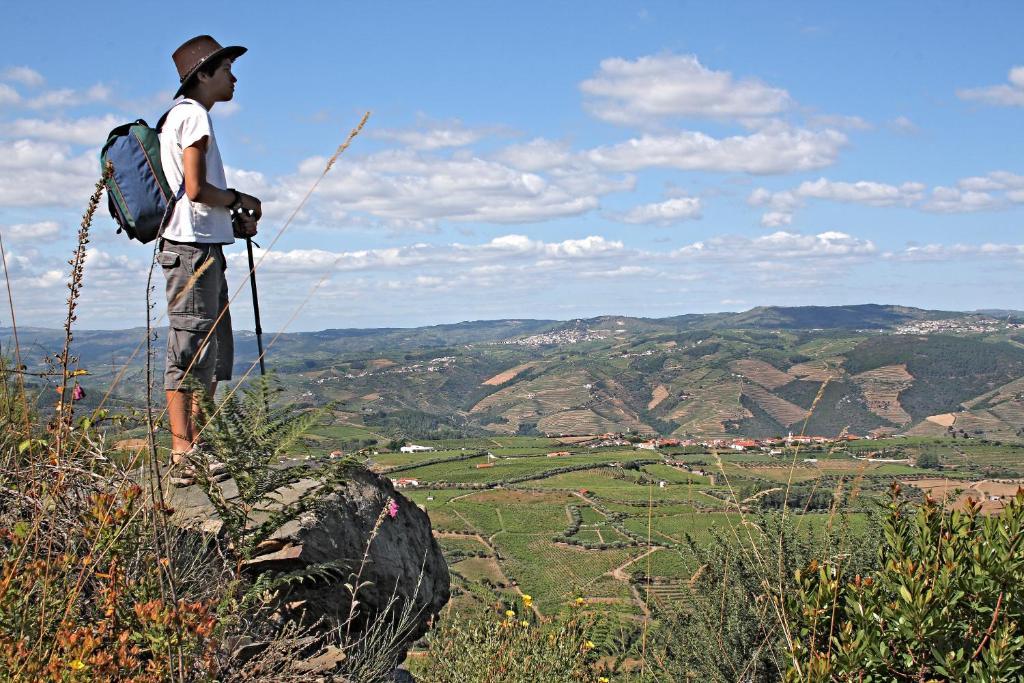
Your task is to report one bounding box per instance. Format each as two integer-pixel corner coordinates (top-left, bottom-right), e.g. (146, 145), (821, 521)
(201, 58), (236, 102)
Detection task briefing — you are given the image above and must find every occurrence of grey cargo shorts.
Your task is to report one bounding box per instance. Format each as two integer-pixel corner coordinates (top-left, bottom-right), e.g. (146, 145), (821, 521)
(158, 241), (233, 391)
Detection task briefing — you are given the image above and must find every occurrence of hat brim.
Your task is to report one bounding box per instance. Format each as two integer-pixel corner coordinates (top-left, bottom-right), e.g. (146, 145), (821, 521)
(173, 45), (247, 99)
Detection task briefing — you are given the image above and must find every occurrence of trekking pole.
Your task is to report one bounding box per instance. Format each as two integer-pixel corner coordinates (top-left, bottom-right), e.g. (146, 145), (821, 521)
(245, 235), (267, 376)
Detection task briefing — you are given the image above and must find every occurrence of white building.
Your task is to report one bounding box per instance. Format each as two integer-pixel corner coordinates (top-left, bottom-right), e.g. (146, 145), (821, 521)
(400, 444), (435, 453)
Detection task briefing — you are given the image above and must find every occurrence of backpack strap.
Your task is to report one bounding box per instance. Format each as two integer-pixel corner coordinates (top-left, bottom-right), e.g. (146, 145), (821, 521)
(155, 101), (191, 238)
(156, 182), (187, 240)
(155, 99), (190, 133)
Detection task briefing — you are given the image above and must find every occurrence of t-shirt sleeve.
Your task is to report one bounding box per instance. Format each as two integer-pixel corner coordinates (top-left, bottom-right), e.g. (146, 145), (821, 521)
(176, 105), (212, 150)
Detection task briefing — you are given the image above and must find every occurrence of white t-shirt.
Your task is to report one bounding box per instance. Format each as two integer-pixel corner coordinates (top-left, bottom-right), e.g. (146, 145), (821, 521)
(159, 99), (234, 244)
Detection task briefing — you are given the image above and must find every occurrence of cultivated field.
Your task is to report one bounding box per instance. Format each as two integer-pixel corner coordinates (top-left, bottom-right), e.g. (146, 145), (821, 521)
(375, 435), (1024, 621)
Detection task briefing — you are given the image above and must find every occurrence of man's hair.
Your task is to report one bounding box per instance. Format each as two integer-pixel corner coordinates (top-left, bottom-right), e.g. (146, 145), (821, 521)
(181, 55), (231, 95)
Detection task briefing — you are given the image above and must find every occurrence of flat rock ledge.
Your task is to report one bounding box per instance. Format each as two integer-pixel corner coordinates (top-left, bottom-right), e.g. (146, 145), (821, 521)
(153, 463), (449, 676)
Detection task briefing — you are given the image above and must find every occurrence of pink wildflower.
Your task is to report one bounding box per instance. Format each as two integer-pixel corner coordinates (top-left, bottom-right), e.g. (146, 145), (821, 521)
(72, 385), (85, 401)
(387, 499), (399, 518)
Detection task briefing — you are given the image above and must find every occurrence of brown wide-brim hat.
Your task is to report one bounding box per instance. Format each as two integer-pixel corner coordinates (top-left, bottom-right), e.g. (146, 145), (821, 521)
(172, 35), (247, 98)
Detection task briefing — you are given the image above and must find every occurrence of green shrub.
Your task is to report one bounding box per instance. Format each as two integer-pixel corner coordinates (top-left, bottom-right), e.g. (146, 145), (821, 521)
(787, 487), (1024, 681)
(641, 509), (880, 683)
(418, 600), (605, 683)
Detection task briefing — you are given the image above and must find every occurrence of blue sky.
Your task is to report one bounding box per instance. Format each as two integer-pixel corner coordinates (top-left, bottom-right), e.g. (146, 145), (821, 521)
(1, 1), (1022, 331)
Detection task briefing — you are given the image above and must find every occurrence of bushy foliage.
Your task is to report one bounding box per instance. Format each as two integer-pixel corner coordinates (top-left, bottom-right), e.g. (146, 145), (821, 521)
(193, 377), (355, 571)
(418, 599), (606, 683)
(0, 367), (417, 682)
(641, 509), (881, 682)
(0, 481), (221, 681)
(787, 487), (1024, 681)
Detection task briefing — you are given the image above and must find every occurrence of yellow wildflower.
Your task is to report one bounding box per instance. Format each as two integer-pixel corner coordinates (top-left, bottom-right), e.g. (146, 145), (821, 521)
(522, 594), (533, 608)
(574, 597), (585, 606)
(520, 620), (529, 628)
(505, 609), (515, 618)
(599, 678), (610, 683)
(68, 660), (86, 671)
(584, 640), (595, 651)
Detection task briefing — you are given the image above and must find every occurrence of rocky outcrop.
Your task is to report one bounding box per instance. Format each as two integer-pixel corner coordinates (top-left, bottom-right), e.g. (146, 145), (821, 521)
(163, 464), (449, 665)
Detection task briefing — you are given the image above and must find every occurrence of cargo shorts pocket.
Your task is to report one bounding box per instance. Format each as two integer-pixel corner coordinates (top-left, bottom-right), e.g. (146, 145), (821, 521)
(160, 249), (194, 327)
(161, 244), (223, 332)
(165, 327), (217, 390)
(157, 251), (180, 268)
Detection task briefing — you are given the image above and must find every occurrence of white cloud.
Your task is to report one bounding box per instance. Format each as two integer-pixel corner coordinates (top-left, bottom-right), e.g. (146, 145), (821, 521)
(580, 265), (657, 278)
(227, 233), (627, 277)
(807, 114), (872, 130)
(616, 197), (703, 225)
(750, 178), (926, 225)
(493, 138), (573, 171)
(749, 187), (799, 227)
(749, 189), (797, 227)
(672, 230), (876, 263)
(796, 178), (925, 206)
(896, 242), (1024, 262)
(0, 139), (74, 170)
(232, 230), (873, 286)
(374, 119), (493, 150)
(752, 171), (1024, 223)
(760, 211), (793, 228)
(586, 125), (846, 174)
(888, 116), (918, 134)
(2, 66), (44, 87)
(0, 139), (99, 208)
(5, 115), (121, 145)
(0, 245), (151, 326)
(82, 248), (148, 279)
(0, 83), (20, 105)
(1, 221), (62, 242)
(956, 171), (1024, 196)
(25, 83), (110, 109)
(11, 224), (1021, 329)
(921, 186), (1001, 213)
(282, 149), (615, 226)
(957, 66), (1024, 107)
(580, 53), (790, 125)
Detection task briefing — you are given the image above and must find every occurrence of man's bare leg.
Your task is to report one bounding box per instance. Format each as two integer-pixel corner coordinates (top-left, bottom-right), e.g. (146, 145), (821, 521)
(166, 389), (193, 460)
(191, 381), (216, 448)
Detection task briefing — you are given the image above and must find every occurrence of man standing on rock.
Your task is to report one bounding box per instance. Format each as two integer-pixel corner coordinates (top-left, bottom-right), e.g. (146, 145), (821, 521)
(159, 35), (261, 480)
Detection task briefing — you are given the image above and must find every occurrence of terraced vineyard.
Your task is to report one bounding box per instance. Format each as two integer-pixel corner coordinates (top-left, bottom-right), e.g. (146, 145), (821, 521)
(850, 364), (913, 425)
(667, 378), (749, 435)
(730, 359), (794, 390)
(741, 383), (808, 427)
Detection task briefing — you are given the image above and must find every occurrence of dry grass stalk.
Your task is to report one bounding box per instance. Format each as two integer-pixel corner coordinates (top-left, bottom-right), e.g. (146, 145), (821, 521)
(0, 232), (32, 445)
(52, 168), (109, 457)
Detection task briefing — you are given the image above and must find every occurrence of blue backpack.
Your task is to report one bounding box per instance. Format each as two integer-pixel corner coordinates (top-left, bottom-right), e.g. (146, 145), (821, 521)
(100, 105), (185, 243)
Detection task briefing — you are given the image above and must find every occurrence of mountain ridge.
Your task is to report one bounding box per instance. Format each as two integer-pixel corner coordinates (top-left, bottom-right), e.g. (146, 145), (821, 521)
(6, 304), (1023, 442)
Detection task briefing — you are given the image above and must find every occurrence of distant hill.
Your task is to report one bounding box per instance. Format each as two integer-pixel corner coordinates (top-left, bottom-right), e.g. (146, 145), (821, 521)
(708, 304), (953, 330)
(5, 304), (1023, 441)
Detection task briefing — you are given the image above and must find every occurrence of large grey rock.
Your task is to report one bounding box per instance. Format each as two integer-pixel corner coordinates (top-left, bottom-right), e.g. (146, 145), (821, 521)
(161, 463), (449, 660)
